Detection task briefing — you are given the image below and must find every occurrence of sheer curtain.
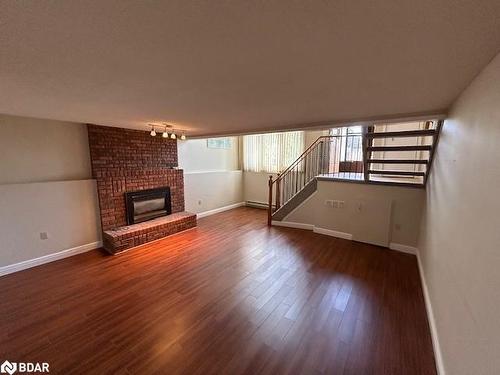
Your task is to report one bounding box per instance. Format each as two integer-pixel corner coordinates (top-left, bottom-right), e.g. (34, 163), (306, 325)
(243, 131), (305, 173)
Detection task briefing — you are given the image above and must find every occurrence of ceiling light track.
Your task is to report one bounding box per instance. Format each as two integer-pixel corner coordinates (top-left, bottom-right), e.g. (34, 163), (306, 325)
(148, 123), (187, 140)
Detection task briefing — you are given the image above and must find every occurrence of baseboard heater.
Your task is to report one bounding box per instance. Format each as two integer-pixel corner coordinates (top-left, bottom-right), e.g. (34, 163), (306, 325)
(245, 201), (271, 210)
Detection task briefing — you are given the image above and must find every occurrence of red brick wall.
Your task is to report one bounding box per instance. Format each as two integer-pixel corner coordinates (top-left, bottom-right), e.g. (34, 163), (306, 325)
(87, 124), (185, 231)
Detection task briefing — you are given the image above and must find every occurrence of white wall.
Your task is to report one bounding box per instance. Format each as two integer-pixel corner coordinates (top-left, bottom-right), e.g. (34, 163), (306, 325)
(0, 115), (101, 268)
(0, 114), (92, 184)
(418, 53), (500, 375)
(0, 180), (101, 267)
(178, 137), (243, 214)
(184, 171), (243, 213)
(285, 180), (424, 247)
(243, 171), (276, 205)
(178, 137), (240, 172)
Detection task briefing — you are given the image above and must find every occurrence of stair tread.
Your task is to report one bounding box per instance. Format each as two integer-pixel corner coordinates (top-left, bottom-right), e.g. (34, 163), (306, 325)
(367, 145), (432, 152)
(368, 170), (426, 176)
(366, 129), (437, 138)
(367, 159), (428, 164)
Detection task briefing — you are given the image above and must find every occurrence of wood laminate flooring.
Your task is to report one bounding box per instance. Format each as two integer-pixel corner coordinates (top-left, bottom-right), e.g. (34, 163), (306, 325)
(0, 207), (436, 374)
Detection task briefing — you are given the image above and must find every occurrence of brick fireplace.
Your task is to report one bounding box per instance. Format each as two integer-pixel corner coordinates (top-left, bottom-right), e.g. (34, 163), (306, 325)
(87, 124), (196, 253)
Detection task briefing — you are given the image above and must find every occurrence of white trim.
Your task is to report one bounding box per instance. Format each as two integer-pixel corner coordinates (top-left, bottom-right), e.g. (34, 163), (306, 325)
(197, 202), (246, 218)
(0, 241), (102, 277)
(271, 221), (314, 230)
(272, 221), (352, 240)
(417, 251), (446, 375)
(183, 170), (242, 175)
(389, 242), (418, 255)
(313, 227), (352, 240)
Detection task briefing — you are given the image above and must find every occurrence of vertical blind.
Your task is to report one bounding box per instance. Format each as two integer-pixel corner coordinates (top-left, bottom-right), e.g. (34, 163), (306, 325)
(243, 131), (305, 173)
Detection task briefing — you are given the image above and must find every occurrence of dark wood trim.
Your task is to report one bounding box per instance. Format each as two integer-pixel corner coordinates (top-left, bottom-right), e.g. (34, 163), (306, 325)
(368, 170), (426, 177)
(361, 126), (370, 182)
(316, 176), (426, 189)
(276, 177), (281, 210)
(367, 159), (429, 164)
(367, 145), (432, 152)
(424, 120), (444, 185)
(267, 175), (273, 226)
(366, 129), (437, 138)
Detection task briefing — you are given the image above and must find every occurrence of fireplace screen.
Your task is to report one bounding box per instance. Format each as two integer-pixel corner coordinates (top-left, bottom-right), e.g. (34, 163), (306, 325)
(125, 187), (172, 225)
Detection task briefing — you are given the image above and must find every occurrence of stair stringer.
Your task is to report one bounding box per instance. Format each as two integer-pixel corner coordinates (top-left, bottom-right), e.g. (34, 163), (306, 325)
(272, 178), (318, 221)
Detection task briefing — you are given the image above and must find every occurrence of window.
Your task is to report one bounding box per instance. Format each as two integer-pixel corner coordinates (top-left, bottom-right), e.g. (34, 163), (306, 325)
(243, 131), (304, 173)
(330, 126), (363, 162)
(207, 138), (232, 149)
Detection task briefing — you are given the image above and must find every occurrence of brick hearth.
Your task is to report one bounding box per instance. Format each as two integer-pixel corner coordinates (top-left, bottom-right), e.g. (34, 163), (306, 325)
(103, 212), (196, 253)
(87, 124), (196, 253)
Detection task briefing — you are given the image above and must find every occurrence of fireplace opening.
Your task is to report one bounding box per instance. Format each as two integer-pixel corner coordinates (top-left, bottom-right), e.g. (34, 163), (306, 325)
(125, 187), (172, 225)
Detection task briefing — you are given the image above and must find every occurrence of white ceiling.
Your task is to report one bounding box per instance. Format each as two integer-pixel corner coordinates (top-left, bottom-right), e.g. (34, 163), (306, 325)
(1, 1), (499, 137)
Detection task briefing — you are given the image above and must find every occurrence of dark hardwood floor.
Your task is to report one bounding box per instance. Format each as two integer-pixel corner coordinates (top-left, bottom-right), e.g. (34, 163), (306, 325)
(0, 207), (436, 374)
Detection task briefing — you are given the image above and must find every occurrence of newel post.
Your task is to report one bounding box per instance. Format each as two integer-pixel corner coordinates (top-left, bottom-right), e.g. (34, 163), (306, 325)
(267, 175), (273, 226)
(275, 177), (281, 210)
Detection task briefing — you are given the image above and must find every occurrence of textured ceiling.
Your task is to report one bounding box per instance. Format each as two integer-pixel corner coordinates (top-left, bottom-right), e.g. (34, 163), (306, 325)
(1, 1), (499, 136)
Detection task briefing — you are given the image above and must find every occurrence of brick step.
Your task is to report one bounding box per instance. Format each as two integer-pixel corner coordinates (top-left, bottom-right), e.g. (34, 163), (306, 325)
(103, 211), (196, 254)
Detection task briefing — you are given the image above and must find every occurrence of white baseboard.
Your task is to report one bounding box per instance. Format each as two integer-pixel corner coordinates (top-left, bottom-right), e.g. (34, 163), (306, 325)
(197, 202), (246, 218)
(389, 242), (418, 255)
(272, 220), (314, 230)
(417, 251), (446, 375)
(313, 227), (353, 240)
(0, 241), (102, 277)
(272, 220), (352, 240)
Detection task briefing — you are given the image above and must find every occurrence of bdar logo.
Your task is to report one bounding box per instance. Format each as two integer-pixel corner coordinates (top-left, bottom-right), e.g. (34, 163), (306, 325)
(0, 361), (17, 375)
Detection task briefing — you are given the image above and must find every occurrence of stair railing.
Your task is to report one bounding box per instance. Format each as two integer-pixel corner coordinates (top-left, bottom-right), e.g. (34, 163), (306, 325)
(267, 135), (342, 225)
(267, 121), (442, 226)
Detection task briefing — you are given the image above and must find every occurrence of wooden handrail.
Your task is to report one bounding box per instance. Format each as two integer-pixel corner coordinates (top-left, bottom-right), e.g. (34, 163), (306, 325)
(275, 135), (337, 182)
(267, 121), (443, 226)
(267, 136), (333, 226)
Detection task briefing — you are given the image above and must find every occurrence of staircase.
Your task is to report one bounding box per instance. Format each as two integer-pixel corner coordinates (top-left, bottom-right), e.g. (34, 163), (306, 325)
(268, 120), (442, 225)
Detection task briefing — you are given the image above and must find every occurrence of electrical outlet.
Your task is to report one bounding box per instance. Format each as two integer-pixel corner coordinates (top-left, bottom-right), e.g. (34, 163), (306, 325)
(326, 200), (345, 208)
(40, 232), (48, 240)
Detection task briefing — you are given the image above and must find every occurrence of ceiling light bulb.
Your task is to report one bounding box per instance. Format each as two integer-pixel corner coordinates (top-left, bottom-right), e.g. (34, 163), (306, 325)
(150, 126), (156, 137)
(180, 134), (186, 140)
(162, 126), (168, 138)
(170, 132), (177, 139)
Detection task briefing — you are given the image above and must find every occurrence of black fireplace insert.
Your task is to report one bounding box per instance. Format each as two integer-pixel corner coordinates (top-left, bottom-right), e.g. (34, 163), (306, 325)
(125, 187), (172, 225)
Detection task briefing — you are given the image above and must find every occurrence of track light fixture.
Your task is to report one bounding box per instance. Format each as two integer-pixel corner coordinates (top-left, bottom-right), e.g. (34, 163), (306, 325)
(148, 123), (186, 140)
